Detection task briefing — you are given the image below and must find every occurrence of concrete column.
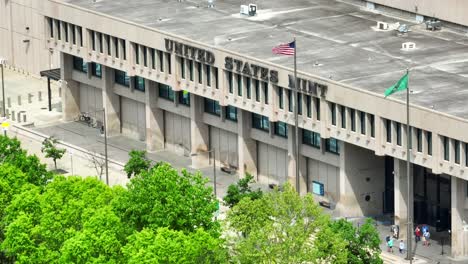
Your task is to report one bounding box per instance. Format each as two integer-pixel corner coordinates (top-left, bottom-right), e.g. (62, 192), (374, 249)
(53, 20), (59, 41)
(270, 85), (278, 122)
(433, 134), (443, 174)
(394, 158), (413, 239)
(60, 53), (80, 121)
(451, 176), (468, 258)
(320, 98), (330, 138)
(238, 109), (257, 178)
(345, 107), (352, 132)
(190, 94), (210, 168)
(337, 142), (385, 217)
(375, 115), (385, 156)
(145, 80), (164, 152)
(287, 125), (307, 194)
(102, 65), (121, 136)
(461, 143), (467, 167)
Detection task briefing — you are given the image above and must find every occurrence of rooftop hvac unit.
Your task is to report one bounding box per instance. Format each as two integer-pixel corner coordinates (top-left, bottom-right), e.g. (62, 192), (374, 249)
(240, 5), (249, 15)
(240, 4), (257, 16)
(377, 21), (389, 30)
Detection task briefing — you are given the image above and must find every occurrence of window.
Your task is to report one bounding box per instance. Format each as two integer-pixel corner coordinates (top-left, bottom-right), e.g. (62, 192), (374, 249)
(246, 78), (251, 99)
(64, 22), (69, 42)
(279, 87), (284, 109)
(237, 74), (242, 96)
(150, 49), (156, 69)
(198, 62), (202, 84)
(427, 131), (432, 155)
(370, 114), (375, 138)
(204, 98), (221, 116)
(444, 136), (450, 161)
(225, 105), (237, 122)
(326, 138), (340, 154)
(122, 40), (127, 60)
(189, 60), (194, 81)
(167, 53), (172, 74)
(315, 97), (320, 120)
(255, 80), (260, 102)
(143, 47), (148, 67)
(466, 143), (468, 167)
(73, 56), (87, 73)
(340, 105), (346, 128)
(115, 70), (129, 87)
(263, 82), (269, 104)
(360, 111), (366, 135)
(134, 76), (145, 92)
(303, 130), (321, 148)
(331, 103), (336, 126)
(180, 57), (185, 79)
(252, 113), (270, 132)
(455, 140), (460, 164)
(274, 122), (288, 138)
(98, 33), (103, 53)
(228, 72), (233, 93)
(416, 128), (422, 152)
(350, 109), (356, 132)
(159, 84), (174, 101)
(306, 95), (312, 118)
(57, 21), (61, 40)
(396, 123), (402, 146)
(71, 25), (76, 44)
(287, 90), (293, 112)
(135, 44), (140, 64)
(106, 35), (111, 55)
(386, 119), (392, 143)
(48, 18), (54, 38)
(91, 63), (101, 78)
(214, 67), (219, 89)
(114, 37), (119, 58)
(298, 93), (302, 115)
(78, 27), (83, 47)
(178, 91), (190, 106)
(206, 65), (211, 86)
(158, 50), (164, 72)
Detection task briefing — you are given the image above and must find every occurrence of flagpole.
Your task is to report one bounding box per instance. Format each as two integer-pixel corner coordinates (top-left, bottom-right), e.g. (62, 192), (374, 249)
(293, 37), (300, 193)
(405, 68), (413, 264)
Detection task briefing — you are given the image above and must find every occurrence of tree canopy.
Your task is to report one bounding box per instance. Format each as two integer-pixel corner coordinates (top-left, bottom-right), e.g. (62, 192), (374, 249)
(124, 150), (151, 179)
(223, 173), (263, 208)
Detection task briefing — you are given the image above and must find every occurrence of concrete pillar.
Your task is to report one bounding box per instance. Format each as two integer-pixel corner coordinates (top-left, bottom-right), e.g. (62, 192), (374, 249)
(451, 176), (468, 258)
(190, 94), (209, 168)
(102, 65), (121, 136)
(432, 133), (443, 174)
(320, 98), (330, 138)
(394, 158), (413, 240)
(60, 53), (80, 121)
(287, 124), (307, 194)
(146, 80), (164, 152)
(237, 109), (257, 178)
(337, 142), (385, 217)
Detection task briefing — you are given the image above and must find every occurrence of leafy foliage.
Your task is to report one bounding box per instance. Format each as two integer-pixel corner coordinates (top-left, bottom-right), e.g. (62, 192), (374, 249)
(225, 183), (349, 264)
(123, 228), (227, 264)
(115, 162), (219, 233)
(41, 136), (66, 170)
(124, 150), (151, 179)
(223, 173), (263, 208)
(330, 218), (382, 264)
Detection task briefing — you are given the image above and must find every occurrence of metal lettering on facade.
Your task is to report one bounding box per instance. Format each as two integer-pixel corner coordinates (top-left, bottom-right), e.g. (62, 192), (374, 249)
(225, 56), (279, 84)
(165, 38), (215, 65)
(288, 74), (327, 97)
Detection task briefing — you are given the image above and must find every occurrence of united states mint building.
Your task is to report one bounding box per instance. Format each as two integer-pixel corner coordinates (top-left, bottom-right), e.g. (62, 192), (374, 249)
(2, 0), (468, 258)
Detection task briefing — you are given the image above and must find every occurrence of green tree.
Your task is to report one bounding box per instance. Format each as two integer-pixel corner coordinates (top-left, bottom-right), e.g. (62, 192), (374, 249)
(223, 173), (263, 208)
(41, 136), (66, 170)
(330, 218), (382, 264)
(114, 162), (219, 233)
(225, 183), (348, 264)
(0, 136), (52, 186)
(123, 228), (228, 264)
(1, 176), (126, 263)
(124, 150), (151, 179)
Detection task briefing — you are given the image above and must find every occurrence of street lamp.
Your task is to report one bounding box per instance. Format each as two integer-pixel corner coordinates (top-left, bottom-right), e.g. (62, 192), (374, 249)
(191, 149), (217, 198)
(0, 58), (6, 118)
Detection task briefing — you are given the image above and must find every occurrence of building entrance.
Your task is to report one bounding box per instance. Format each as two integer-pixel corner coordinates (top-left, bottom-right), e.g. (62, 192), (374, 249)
(413, 166), (451, 232)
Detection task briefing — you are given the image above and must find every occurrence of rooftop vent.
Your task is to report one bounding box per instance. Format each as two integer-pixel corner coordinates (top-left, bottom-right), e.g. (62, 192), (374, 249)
(207, 0), (215, 8)
(401, 42), (416, 51)
(377, 21), (389, 30)
(240, 4), (257, 16)
(425, 19), (442, 31)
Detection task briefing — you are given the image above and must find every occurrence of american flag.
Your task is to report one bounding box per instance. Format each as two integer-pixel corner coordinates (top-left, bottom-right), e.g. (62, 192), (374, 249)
(272, 41), (295, 56)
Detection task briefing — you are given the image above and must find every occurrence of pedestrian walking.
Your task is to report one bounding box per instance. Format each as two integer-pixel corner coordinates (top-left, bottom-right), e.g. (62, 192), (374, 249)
(415, 226), (421, 243)
(423, 230), (430, 246)
(399, 240), (405, 254)
(387, 236), (394, 253)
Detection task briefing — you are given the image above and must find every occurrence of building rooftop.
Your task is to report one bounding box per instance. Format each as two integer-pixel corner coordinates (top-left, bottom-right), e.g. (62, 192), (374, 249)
(63, 0), (468, 119)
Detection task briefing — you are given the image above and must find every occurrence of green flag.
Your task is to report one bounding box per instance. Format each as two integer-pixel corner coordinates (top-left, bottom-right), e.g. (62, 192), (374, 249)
(384, 73), (408, 97)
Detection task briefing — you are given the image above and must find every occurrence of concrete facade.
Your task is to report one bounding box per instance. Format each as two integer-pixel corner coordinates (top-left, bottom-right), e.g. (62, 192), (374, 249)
(3, 0), (468, 258)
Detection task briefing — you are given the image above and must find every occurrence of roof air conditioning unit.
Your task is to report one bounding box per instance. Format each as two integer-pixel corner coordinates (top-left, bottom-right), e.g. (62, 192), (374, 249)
(240, 5), (249, 15)
(377, 21), (389, 30)
(248, 4), (257, 16)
